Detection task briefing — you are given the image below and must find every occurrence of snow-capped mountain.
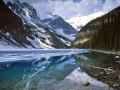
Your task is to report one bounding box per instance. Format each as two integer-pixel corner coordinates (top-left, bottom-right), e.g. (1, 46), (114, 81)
(0, 0), (71, 49)
(10, 0), (78, 41)
(66, 12), (105, 31)
(42, 13), (78, 41)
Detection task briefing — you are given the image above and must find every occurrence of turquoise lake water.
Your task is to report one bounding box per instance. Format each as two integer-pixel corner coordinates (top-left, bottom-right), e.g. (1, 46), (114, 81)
(0, 49), (119, 90)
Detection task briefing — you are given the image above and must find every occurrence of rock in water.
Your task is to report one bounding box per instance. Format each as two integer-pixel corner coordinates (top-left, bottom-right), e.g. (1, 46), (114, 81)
(115, 56), (120, 58)
(82, 81), (90, 86)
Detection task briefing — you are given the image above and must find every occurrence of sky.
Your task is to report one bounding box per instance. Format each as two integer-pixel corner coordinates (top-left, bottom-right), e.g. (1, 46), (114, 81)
(4, 0), (120, 20)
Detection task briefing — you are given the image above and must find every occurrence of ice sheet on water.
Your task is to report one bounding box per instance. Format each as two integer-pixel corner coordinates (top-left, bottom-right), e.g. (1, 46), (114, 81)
(0, 49), (89, 62)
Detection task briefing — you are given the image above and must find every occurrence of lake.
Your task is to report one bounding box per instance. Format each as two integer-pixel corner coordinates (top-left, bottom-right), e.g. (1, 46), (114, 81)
(0, 49), (119, 90)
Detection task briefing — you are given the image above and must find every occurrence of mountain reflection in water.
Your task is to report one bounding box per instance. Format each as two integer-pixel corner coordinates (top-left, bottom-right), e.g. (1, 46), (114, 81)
(0, 50), (116, 90)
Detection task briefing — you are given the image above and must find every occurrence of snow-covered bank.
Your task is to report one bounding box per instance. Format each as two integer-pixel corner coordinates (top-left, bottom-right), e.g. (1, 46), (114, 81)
(89, 49), (120, 55)
(0, 49), (89, 62)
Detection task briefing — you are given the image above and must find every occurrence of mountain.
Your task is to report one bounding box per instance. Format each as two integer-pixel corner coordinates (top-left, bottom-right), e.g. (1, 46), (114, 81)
(0, 0), (71, 49)
(72, 6), (120, 51)
(0, 0), (28, 49)
(67, 12), (104, 31)
(42, 13), (78, 41)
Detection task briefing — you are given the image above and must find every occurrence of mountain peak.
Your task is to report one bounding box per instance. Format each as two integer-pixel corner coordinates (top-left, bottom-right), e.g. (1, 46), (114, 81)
(67, 11), (105, 31)
(13, 0), (20, 5)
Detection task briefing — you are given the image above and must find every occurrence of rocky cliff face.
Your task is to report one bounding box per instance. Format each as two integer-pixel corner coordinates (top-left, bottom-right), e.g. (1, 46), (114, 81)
(7, 1), (45, 28)
(0, 0), (26, 43)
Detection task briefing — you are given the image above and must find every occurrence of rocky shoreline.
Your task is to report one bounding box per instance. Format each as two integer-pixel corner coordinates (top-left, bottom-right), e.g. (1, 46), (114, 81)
(74, 51), (120, 90)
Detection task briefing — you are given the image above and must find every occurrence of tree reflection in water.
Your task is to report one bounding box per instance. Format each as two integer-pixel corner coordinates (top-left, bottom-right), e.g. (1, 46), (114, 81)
(74, 51), (120, 90)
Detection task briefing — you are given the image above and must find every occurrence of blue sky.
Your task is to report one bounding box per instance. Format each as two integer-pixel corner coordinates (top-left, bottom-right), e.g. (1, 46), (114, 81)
(4, 0), (120, 20)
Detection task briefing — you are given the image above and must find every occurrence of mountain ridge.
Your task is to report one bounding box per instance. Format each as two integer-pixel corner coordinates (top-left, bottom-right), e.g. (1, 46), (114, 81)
(0, 0), (74, 49)
(72, 6), (120, 51)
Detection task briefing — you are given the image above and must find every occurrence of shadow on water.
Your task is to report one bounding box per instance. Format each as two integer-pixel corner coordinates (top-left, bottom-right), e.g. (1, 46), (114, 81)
(74, 51), (120, 90)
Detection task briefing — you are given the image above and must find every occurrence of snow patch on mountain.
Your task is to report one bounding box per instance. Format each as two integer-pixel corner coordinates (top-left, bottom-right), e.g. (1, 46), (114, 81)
(66, 12), (105, 31)
(39, 12), (57, 20)
(0, 43), (22, 50)
(21, 8), (34, 25)
(26, 36), (41, 48)
(55, 28), (75, 41)
(59, 38), (71, 46)
(39, 40), (55, 49)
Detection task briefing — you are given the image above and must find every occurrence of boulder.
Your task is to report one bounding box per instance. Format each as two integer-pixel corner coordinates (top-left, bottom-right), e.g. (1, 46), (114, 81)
(82, 81), (90, 86)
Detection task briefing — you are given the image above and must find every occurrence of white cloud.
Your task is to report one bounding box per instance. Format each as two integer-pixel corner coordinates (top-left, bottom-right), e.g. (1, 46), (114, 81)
(102, 0), (120, 12)
(31, 0), (103, 20)
(5, 0), (120, 20)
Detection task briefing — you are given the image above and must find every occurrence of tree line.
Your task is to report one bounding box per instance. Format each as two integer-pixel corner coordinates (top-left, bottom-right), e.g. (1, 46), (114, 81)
(73, 6), (120, 51)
